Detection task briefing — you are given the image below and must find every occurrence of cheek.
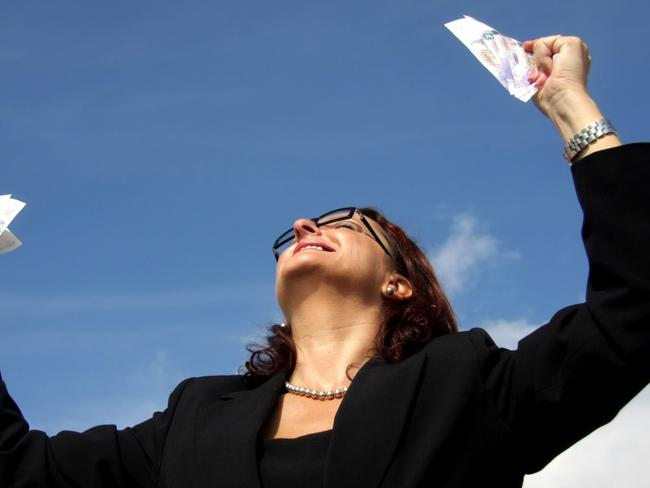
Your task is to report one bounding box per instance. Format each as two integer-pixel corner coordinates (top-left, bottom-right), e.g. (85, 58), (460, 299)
(347, 246), (389, 280)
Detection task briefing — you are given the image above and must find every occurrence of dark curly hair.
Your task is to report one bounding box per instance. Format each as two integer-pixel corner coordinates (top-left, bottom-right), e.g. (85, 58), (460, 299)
(243, 207), (458, 383)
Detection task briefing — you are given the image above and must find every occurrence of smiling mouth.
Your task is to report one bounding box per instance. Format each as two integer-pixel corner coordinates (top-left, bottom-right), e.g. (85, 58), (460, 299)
(300, 245), (327, 251)
(294, 242), (335, 254)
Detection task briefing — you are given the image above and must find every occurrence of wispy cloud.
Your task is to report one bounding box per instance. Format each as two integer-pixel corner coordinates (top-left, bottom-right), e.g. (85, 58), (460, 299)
(1, 282), (272, 318)
(134, 349), (180, 387)
(429, 213), (517, 295)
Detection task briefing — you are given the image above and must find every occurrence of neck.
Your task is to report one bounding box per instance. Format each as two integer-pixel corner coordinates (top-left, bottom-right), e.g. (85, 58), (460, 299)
(285, 287), (383, 390)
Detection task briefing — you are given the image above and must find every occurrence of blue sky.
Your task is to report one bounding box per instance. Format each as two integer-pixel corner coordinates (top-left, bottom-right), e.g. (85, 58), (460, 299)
(1, 1), (648, 486)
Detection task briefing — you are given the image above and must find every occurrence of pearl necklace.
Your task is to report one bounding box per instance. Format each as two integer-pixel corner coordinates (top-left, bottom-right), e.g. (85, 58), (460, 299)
(285, 381), (348, 400)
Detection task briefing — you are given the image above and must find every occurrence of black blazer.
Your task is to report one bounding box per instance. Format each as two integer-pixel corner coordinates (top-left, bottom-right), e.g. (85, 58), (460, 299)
(2, 144), (650, 488)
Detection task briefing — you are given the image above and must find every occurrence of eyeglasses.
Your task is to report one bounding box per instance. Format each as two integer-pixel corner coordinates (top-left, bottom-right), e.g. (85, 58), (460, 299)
(272, 207), (393, 261)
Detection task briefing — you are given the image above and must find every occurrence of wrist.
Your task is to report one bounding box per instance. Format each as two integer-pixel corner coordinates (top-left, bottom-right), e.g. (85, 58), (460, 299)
(546, 91), (622, 163)
(546, 91), (604, 142)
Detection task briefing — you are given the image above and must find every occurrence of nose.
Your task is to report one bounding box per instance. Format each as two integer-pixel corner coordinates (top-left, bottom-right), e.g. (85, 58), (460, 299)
(292, 217), (321, 242)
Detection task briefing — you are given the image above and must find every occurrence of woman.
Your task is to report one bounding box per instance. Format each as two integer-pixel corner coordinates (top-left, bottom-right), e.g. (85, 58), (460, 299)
(1, 36), (648, 487)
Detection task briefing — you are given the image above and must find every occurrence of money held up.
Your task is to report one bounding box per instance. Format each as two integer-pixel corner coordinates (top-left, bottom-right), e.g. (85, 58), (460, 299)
(0, 195), (26, 254)
(445, 15), (539, 102)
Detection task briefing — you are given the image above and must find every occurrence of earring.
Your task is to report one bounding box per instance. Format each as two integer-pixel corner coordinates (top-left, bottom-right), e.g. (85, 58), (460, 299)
(280, 322), (286, 328)
(386, 286), (395, 296)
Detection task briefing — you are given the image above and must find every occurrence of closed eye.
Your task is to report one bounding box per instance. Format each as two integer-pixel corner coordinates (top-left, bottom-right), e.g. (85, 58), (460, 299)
(333, 221), (361, 231)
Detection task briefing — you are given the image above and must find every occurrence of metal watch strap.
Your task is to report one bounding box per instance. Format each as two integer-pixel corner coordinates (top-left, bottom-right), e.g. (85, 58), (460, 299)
(563, 118), (617, 163)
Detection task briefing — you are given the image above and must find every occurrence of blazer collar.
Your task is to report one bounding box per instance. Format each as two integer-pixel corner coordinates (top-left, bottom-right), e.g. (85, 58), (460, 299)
(195, 351), (427, 488)
(196, 371), (287, 488)
(324, 351), (427, 488)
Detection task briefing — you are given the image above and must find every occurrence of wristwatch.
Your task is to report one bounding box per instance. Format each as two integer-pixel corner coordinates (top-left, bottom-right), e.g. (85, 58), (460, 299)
(563, 118), (617, 163)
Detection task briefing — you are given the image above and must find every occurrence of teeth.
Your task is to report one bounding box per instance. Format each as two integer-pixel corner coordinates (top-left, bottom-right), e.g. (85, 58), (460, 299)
(302, 245), (325, 251)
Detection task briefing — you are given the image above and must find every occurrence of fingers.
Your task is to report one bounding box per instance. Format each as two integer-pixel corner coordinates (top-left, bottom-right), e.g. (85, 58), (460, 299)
(529, 69), (547, 88)
(524, 35), (559, 87)
(524, 35), (590, 63)
(523, 35), (591, 88)
(534, 35), (560, 72)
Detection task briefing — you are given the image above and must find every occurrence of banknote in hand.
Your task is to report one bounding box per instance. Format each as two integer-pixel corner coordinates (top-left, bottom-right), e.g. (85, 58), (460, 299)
(445, 15), (538, 102)
(0, 194), (26, 254)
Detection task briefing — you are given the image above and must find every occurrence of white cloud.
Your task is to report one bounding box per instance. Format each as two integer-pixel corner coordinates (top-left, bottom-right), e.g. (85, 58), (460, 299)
(523, 385), (650, 488)
(429, 213), (517, 295)
(134, 349), (177, 387)
(477, 318), (539, 350)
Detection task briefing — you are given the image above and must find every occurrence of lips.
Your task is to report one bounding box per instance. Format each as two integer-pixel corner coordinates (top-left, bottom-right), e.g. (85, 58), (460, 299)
(294, 240), (335, 255)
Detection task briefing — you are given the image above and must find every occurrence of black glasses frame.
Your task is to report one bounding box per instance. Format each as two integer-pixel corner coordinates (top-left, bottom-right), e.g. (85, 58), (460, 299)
(272, 207), (393, 261)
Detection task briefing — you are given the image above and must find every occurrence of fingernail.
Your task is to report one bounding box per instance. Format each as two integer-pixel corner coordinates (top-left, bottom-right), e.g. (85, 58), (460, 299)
(528, 66), (538, 81)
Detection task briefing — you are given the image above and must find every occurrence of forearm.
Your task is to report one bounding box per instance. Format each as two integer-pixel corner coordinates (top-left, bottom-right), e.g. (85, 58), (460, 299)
(573, 143), (650, 346)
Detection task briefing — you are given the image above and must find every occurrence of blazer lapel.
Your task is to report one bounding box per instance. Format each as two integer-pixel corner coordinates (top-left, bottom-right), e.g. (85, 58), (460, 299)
(195, 372), (287, 488)
(325, 352), (428, 488)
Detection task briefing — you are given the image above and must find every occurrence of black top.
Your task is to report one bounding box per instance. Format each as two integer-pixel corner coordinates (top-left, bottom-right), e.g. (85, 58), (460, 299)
(258, 430), (332, 488)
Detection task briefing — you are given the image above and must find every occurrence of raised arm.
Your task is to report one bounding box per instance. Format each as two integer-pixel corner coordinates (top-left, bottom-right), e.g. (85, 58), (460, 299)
(471, 36), (650, 474)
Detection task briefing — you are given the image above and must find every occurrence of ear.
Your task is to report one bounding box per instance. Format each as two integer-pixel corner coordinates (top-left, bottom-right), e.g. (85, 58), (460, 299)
(382, 274), (413, 300)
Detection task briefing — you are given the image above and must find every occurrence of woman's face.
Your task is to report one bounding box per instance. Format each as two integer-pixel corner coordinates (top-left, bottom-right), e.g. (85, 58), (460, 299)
(275, 212), (395, 311)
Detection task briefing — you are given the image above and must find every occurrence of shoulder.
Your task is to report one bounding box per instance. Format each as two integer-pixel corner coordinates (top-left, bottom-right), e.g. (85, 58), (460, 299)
(187, 374), (248, 391)
(407, 328), (504, 382)
(165, 374), (250, 406)
(416, 327), (525, 384)
(420, 328), (500, 358)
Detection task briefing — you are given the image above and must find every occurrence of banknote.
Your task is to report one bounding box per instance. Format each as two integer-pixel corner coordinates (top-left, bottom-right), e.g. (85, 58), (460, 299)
(0, 228), (21, 254)
(445, 15), (538, 102)
(0, 194), (26, 254)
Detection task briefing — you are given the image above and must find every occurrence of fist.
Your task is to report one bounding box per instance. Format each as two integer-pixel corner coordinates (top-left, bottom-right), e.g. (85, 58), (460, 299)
(523, 36), (592, 117)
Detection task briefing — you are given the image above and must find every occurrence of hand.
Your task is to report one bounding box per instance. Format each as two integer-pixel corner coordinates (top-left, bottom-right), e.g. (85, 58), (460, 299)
(523, 35), (621, 159)
(523, 35), (592, 119)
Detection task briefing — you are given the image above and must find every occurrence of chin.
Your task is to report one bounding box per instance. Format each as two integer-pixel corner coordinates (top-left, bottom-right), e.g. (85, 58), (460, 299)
(281, 250), (332, 271)
(278, 256), (327, 284)
(276, 256), (341, 296)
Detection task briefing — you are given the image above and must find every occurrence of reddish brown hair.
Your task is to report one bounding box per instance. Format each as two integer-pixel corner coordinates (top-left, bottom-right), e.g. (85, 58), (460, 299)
(243, 207), (458, 383)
